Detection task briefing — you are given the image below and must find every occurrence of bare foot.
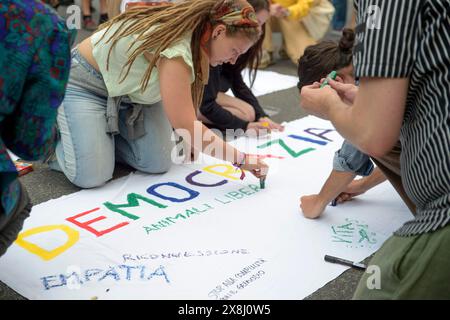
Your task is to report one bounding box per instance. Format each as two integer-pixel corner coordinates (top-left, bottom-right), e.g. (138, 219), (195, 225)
(300, 194), (327, 219)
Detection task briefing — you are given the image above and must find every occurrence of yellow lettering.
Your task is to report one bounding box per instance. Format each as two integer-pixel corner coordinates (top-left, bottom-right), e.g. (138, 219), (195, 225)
(202, 164), (241, 181)
(15, 225), (79, 261)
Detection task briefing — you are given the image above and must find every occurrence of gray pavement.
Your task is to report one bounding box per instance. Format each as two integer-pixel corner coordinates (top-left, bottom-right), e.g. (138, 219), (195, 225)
(0, 5), (368, 300)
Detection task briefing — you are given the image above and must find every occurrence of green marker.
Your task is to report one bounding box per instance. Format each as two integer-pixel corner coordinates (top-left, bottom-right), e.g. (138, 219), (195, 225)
(260, 176), (266, 189)
(320, 70), (337, 88)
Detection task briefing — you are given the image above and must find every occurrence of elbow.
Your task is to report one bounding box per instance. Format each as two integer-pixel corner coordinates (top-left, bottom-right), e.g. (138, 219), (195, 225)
(358, 133), (398, 158)
(362, 144), (392, 159)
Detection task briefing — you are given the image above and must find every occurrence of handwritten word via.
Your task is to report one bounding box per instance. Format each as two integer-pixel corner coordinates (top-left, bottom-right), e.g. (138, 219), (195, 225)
(331, 218), (378, 249)
(257, 128), (334, 158)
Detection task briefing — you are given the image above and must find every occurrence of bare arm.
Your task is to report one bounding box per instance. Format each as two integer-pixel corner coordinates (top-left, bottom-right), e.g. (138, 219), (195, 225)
(158, 57), (237, 160)
(301, 77), (409, 158)
(158, 57), (268, 176)
(329, 77), (409, 157)
(336, 167), (387, 203)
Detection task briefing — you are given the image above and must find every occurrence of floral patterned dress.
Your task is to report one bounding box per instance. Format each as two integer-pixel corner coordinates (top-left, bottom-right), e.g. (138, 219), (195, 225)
(0, 0), (75, 215)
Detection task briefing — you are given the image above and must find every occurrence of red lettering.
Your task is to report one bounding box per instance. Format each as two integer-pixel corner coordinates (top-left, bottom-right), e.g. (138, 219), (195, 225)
(66, 208), (129, 237)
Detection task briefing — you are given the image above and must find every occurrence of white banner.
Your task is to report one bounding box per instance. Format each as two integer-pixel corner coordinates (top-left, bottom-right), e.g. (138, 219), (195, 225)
(0, 117), (413, 300)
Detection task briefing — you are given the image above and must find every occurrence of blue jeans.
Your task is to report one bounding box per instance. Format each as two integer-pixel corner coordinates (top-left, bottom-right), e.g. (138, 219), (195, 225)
(333, 140), (374, 176)
(52, 49), (174, 188)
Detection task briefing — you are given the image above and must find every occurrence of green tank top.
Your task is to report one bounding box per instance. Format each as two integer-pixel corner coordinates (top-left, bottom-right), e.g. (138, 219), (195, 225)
(91, 22), (195, 104)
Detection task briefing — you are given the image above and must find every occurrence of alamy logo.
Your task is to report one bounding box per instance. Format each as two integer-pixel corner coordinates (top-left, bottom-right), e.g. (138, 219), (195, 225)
(366, 265), (381, 290)
(66, 265), (82, 290)
(66, 5), (81, 30)
(366, 5), (382, 30)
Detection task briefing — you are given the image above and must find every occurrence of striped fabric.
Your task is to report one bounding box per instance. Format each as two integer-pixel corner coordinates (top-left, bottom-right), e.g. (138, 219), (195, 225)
(353, 0), (450, 236)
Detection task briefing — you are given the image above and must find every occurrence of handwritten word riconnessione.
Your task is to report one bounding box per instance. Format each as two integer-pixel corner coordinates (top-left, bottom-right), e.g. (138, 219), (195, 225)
(122, 248), (250, 263)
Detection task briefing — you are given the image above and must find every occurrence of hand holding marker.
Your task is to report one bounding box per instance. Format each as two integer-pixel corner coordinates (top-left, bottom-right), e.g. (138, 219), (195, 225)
(320, 70), (337, 88)
(256, 122), (269, 189)
(235, 153), (267, 189)
(260, 176), (266, 189)
(319, 71), (367, 271)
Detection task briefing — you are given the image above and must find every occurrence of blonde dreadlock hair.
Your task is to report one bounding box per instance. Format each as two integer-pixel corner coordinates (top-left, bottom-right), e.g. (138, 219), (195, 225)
(96, 0), (261, 109)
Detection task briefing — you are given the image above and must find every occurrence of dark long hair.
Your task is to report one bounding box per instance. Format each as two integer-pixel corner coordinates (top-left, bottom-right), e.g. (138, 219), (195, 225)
(297, 28), (355, 90)
(228, 0), (269, 87)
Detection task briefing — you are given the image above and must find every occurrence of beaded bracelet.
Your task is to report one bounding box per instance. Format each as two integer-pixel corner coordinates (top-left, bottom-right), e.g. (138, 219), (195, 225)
(232, 152), (246, 180)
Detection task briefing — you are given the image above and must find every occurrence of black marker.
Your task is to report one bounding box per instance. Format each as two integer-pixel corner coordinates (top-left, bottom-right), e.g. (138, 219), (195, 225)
(324, 255), (367, 270)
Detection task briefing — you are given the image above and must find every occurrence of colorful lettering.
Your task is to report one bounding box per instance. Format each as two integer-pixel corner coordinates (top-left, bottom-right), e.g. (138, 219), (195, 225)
(304, 128), (334, 142)
(15, 225), (79, 261)
(288, 135), (328, 146)
(257, 139), (315, 158)
(185, 170), (228, 188)
(202, 164), (242, 181)
(66, 207), (129, 237)
(147, 182), (199, 203)
(104, 193), (167, 220)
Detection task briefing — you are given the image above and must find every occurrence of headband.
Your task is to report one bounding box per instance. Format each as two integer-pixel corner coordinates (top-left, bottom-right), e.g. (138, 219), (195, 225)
(211, 0), (259, 28)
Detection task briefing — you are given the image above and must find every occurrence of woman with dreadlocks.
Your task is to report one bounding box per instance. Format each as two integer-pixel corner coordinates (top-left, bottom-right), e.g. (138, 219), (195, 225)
(50, 0), (268, 188)
(199, 0), (285, 135)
